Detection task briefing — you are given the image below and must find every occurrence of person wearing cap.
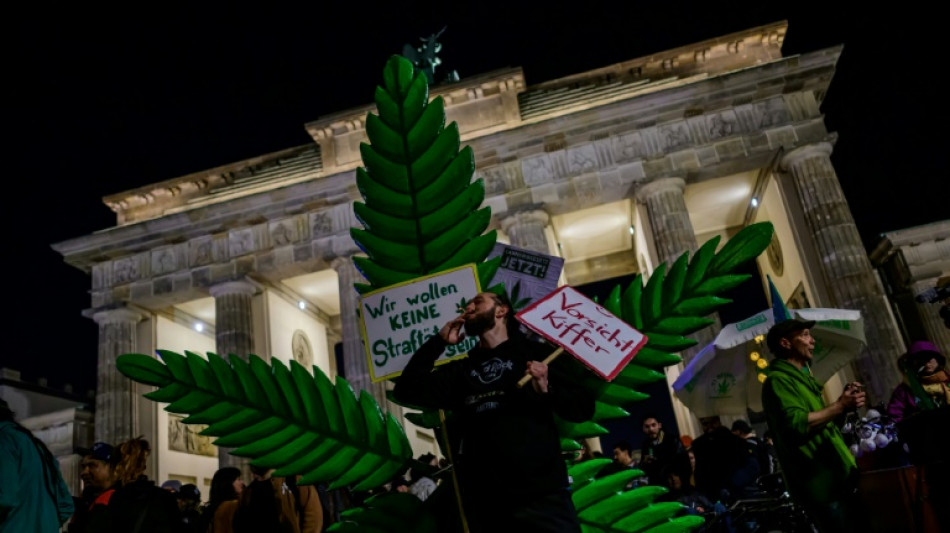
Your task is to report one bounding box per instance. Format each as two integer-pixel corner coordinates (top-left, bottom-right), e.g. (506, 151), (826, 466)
(176, 484), (204, 533)
(68, 441), (118, 533)
(886, 340), (949, 424)
(160, 479), (182, 494)
(0, 398), (75, 532)
(761, 318), (868, 533)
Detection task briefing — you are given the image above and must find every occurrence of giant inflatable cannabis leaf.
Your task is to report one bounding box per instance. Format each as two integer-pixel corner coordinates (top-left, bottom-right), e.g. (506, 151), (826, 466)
(327, 492), (437, 533)
(116, 350), (411, 491)
(569, 460), (706, 533)
(350, 55), (496, 293)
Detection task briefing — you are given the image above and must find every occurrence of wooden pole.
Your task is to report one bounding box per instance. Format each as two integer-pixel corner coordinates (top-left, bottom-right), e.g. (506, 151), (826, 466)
(516, 347), (565, 388)
(439, 409), (469, 533)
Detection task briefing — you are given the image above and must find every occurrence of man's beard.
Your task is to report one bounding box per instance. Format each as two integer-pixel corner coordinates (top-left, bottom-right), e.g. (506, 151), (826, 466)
(464, 305), (496, 337)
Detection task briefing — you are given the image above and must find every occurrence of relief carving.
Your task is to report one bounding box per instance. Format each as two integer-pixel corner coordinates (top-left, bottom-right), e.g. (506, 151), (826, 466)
(757, 98), (789, 128)
(191, 238), (213, 267)
(168, 414), (217, 457)
(660, 122), (691, 151)
(522, 154), (556, 186)
(611, 132), (644, 161)
(567, 144), (598, 175)
(113, 257), (140, 285)
(152, 248), (177, 275)
(479, 166), (508, 195)
(229, 229), (253, 257)
(292, 330), (313, 370)
(311, 212), (333, 237)
(270, 221), (294, 246)
(707, 112), (737, 139)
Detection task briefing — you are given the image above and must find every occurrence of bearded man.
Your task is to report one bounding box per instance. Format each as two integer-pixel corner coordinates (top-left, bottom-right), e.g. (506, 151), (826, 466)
(393, 291), (594, 532)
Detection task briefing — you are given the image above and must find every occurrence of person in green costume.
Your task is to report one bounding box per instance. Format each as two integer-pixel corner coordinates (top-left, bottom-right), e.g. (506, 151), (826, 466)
(761, 318), (869, 533)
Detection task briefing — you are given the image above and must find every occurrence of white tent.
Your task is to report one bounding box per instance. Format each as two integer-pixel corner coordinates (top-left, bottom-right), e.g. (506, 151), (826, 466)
(672, 308), (866, 418)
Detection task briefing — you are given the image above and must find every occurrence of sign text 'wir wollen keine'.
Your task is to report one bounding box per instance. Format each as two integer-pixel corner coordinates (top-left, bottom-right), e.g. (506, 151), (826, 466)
(358, 265), (480, 382)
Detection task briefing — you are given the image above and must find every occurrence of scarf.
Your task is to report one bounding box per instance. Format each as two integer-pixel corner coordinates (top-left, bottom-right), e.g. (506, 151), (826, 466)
(918, 369), (950, 407)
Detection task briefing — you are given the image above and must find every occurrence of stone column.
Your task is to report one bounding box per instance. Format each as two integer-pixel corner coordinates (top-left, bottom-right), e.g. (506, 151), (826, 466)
(210, 280), (257, 360)
(209, 280), (257, 473)
(500, 210), (551, 254)
(92, 307), (143, 445)
(912, 281), (950, 355)
(781, 142), (905, 400)
(331, 257), (399, 417)
(636, 177), (718, 363)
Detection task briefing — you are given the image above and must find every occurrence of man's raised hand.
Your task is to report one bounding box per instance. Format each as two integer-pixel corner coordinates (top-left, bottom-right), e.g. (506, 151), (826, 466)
(439, 317), (466, 345)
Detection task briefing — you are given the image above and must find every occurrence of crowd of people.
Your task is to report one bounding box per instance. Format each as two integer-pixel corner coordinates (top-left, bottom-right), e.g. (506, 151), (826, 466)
(586, 412), (776, 520)
(3, 298), (947, 533)
(61, 437), (326, 533)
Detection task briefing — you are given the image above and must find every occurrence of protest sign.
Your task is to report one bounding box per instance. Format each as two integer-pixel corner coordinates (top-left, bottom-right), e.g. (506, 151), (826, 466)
(485, 243), (564, 308)
(359, 265), (480, 382)
(516, 285), (647, 381)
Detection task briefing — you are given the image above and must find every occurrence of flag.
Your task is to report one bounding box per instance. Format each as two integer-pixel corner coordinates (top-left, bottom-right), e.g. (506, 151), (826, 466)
(768, 275), (791, 323)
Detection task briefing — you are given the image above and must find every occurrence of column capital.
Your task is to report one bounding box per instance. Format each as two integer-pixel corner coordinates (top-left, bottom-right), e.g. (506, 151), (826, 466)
(330, 255), (355, 272)
(780, 141), (833, 170)
(635, 177), (686, 202)
(92, 307), (144, 325)
(209, 279), (257, 298)
(499, 209), (549, 233)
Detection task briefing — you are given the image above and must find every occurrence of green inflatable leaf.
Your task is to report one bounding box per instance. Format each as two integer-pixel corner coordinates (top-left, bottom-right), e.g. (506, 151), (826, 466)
(327, 492), (437, 533)
(116, 351), (411, 492)
(707, 221), (773, 276)
(350, 55), (496, 292)
(615, 501), (688, 532)
(644, 515), (707, 533)
(572, 478), (703, 533)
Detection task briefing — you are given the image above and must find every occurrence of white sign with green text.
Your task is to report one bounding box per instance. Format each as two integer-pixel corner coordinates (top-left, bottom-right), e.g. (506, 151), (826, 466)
(359, 265), (481, 382)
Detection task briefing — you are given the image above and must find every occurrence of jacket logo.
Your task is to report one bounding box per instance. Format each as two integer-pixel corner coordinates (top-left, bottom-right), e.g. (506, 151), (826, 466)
(471, 358), (513, 384)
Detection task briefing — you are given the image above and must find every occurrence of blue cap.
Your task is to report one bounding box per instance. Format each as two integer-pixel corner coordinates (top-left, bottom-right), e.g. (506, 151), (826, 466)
(77, 442), (115, 463)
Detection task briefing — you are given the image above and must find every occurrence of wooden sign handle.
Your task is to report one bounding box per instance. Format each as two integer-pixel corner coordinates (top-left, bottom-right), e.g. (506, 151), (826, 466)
(517, 347), (565, 388)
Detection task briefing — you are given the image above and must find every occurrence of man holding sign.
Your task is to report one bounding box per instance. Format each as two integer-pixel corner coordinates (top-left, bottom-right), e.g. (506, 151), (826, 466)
(393, 291), (594, 532)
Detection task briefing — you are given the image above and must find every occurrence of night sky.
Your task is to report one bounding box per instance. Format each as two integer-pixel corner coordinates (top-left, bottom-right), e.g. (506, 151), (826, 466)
(6, 3), (944, 396)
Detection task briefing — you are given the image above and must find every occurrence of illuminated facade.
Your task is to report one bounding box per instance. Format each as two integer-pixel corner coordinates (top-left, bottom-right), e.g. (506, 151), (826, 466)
(53, 21), (907, 485)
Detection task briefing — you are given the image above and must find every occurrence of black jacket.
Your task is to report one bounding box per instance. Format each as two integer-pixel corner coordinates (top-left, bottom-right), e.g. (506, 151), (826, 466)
(106, 478), (181, 533)
(640, 430), (688, 485)
(393, 335), (594, 497)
